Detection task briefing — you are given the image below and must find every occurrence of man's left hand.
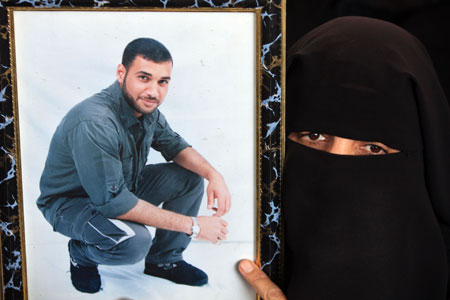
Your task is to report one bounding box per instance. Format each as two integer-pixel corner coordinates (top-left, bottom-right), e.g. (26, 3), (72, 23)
(172, 147), (231, 217)
(206, 172), (231, 217)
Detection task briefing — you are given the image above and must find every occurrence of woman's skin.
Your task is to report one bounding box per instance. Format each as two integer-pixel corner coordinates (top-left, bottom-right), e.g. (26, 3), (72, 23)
(238, 133), (400, 299)
(238, 259), (287, 300)
(288, 132), (400, 155)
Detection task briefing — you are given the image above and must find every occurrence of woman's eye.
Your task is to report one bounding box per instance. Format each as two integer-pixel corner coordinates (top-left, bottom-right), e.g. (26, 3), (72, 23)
(302, 132), (326, 142)
(363, 144), (387, 155)
(288, 132), (327, 146)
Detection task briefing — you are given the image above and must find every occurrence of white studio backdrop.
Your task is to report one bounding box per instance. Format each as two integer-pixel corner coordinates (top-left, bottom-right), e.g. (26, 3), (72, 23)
(13, 10), (256, 300)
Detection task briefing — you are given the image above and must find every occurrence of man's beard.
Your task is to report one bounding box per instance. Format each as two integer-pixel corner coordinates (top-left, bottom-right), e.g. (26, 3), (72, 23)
(122, 73), (158, 116)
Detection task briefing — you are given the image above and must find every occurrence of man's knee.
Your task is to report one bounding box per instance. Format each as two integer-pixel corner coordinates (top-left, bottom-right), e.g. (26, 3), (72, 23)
(136, 163), (204, 208)
(168, 163), (204, 197)
(104, 221), (152, 265)
(185, 170), (204, 192)
(165, 163), (204, 190)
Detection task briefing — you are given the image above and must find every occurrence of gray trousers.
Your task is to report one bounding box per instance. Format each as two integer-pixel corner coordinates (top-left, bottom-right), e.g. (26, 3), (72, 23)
(53, 163), (204, 267)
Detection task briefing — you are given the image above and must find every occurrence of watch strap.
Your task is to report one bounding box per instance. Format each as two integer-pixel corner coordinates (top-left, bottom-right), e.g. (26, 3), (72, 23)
(190, 217), (200, 238)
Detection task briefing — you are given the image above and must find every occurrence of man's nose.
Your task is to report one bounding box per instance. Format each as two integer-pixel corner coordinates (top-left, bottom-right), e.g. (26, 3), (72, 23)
(328, 137), (355, 155)
(143, 82), (158, 98)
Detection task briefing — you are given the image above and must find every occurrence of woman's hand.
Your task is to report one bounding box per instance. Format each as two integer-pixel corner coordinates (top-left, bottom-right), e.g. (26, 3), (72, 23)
(238, 259), (287, 300)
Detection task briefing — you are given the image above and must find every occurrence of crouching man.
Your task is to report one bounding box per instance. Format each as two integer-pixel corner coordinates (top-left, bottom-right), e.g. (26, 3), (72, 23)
(37, 38), (231, 293)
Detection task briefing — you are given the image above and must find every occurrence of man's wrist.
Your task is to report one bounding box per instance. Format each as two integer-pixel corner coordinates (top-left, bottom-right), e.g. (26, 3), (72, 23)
(189, 217), (200, 238)
(184, 215), (193, 235)
(206, 169), (221, 182)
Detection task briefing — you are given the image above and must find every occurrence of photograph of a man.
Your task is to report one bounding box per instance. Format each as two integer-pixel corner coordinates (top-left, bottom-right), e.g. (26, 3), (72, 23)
(36, 38), (231, 294)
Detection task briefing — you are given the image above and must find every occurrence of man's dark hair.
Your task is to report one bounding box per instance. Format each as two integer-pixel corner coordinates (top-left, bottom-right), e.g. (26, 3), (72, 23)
(122, 38), (173, 69)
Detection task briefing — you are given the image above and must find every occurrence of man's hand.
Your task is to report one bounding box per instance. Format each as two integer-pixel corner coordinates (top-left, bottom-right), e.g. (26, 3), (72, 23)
(173, 147), (231, 217)
(196, 216), (228, 243)
(118, 200), (228, 244)
(238, 259), (287, 300)
(206, 172), (231, 217)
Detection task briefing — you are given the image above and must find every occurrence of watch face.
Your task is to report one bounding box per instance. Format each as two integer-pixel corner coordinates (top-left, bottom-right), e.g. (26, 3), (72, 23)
(193, 224), (200, 235)
(191, 217), (200, 237)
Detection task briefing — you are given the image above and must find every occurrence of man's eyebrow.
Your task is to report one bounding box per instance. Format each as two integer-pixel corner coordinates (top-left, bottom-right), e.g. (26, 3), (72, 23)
(137, 71), (152, 76)
(136, 71), (170, 80)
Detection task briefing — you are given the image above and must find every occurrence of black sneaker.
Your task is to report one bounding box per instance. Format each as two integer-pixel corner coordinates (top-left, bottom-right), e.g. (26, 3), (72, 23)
(144, 260), (208, 286)
(70, 257), (101, 293)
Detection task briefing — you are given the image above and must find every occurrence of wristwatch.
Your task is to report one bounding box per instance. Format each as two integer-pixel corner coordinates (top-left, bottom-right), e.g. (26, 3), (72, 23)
(190, 217), (200, 238)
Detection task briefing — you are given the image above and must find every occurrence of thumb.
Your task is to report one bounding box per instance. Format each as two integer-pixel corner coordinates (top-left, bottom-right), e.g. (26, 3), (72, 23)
(238, 259), (287, 300)
(207, 189), (215, 210)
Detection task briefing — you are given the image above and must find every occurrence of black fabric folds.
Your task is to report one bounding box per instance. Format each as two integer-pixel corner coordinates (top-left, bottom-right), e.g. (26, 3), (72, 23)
(285, 16), (450, 299)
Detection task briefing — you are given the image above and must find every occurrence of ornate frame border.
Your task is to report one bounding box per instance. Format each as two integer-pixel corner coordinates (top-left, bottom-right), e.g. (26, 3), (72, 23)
(0, 1), (285, 299)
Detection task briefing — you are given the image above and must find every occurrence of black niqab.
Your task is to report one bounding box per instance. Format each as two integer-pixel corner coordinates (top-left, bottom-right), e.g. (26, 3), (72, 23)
(285, 16), (450, 299)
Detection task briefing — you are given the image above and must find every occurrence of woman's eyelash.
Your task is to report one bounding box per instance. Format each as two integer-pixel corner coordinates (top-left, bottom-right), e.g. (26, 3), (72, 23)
(363, 144), (387, 154)
(299, 132), (326, 141)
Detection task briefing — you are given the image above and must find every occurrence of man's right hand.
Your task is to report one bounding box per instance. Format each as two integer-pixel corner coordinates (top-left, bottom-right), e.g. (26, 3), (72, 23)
(196, 216), (228, 243)
(118, 200), (228, 244)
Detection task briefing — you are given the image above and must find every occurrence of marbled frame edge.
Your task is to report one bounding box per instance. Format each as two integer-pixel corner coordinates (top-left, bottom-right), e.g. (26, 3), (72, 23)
(0, 0), (285, 299)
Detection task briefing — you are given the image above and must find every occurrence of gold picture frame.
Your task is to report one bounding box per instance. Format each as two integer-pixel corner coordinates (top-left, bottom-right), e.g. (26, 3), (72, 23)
(0, 1), (285, 299)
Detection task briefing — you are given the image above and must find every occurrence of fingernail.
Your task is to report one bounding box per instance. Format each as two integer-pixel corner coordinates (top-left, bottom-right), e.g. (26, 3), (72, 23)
(240, 260), (254, 273)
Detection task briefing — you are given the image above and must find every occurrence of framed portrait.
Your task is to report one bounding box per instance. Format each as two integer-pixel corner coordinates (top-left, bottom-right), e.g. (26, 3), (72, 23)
(0, 1), (284, 299)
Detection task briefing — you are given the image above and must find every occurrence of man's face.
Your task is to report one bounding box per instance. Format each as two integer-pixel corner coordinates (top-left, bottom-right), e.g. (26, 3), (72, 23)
(116, 55), (172, 118)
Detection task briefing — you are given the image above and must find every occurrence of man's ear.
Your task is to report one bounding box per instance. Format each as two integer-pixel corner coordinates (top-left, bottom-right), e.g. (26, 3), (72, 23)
(116, 64), (126, 85)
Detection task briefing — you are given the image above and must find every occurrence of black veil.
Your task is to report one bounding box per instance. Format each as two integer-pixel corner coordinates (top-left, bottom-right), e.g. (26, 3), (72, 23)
(284, 16), (450, 299)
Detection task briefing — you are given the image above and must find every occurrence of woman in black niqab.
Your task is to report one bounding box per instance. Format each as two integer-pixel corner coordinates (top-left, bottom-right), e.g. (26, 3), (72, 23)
(284, 16), (450, 299)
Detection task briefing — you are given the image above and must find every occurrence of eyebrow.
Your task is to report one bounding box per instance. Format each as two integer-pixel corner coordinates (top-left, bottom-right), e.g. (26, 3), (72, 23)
(136, 71), (171, 80)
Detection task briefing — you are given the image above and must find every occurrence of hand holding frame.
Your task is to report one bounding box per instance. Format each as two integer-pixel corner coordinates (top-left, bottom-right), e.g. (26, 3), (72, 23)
(239, 259), (287, 300)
